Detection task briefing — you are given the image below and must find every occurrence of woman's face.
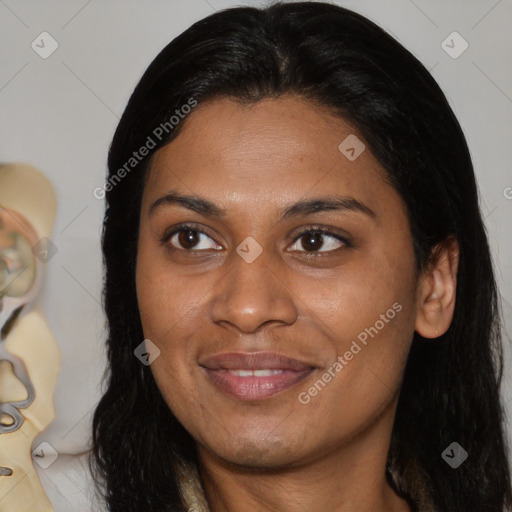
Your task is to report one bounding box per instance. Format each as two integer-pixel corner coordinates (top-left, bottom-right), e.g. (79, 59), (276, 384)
(136, 95), (420, 469)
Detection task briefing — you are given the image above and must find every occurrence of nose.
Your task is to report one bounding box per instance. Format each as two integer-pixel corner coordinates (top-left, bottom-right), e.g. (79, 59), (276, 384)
(210, 250), (298, 334)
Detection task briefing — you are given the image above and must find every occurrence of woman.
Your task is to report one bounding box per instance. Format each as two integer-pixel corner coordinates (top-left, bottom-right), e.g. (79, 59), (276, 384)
(90, 2), (512, 511)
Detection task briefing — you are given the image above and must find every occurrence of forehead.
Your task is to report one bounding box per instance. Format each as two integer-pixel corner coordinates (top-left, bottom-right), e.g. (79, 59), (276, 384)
(143, 95), (396, 216)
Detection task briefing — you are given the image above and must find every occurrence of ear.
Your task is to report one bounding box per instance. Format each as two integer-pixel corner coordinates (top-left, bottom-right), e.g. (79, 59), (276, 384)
(415, 237), (459, 339)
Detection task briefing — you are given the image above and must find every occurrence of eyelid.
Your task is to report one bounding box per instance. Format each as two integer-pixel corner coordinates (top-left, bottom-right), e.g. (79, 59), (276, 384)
(289, 223), (350, 240)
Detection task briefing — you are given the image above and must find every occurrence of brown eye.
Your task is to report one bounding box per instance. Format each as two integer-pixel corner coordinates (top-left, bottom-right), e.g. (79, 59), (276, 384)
(289, 229), (348, 253)
(301, 232), (325, 251)
(165, 226), (222, 252)
(177, 229), (200, 249)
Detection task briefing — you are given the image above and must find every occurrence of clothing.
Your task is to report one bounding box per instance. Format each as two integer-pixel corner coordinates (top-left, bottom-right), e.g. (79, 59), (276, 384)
(174, 459), (437, 512)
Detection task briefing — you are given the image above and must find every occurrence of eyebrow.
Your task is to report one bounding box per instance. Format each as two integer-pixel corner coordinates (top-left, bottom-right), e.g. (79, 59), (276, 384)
(149, 190), (376, 220)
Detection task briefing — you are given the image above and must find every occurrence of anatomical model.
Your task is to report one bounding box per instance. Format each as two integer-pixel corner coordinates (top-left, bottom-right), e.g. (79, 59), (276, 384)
(0, 163), (59, 512)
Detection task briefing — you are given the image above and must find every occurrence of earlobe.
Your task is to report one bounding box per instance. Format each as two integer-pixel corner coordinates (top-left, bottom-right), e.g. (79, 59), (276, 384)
(415, 238), (459, 339)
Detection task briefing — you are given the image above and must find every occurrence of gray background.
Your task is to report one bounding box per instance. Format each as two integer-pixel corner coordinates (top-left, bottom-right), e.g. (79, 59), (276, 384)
(1, 0), (511, 510)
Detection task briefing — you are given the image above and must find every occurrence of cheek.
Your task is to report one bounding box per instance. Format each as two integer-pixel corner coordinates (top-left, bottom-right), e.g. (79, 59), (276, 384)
(136, 267), (205, 404)
(301, 249), (416, 351)
(136, 231), (209, 340)
(291, 303), (414, 453)
(294, 247), (417, 421)
(135, 238), (214, 424)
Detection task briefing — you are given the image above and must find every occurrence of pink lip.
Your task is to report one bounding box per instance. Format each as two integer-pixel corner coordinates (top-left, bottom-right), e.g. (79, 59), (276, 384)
(200, 352), (315, 401)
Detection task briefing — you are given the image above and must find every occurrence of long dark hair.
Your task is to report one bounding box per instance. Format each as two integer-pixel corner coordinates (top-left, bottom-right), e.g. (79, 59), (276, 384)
(90, 2), (512, 510)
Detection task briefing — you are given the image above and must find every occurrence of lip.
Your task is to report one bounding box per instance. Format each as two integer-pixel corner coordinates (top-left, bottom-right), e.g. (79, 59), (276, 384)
(200, 352), (316, 401)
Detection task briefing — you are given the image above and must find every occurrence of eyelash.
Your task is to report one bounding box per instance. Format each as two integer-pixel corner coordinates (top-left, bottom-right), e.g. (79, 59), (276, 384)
(160, 222), (352, 256)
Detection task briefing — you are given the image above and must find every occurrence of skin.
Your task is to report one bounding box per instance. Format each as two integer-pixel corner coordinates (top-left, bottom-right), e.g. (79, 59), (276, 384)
(136, 96), (459, 512)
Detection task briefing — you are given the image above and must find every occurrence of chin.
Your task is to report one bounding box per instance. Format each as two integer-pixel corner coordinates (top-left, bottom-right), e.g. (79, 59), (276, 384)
(205, 432), (310, 470)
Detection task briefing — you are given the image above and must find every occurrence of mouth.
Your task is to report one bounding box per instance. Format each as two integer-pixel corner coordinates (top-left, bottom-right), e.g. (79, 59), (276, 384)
(199, 352), (316, 401)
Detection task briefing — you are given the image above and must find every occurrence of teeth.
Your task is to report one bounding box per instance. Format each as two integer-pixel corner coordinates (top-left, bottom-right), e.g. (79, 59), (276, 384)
(227, 369), (284, 377)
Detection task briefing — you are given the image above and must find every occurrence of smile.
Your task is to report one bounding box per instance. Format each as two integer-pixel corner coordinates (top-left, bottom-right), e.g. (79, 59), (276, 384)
(200, 352), (316, 400)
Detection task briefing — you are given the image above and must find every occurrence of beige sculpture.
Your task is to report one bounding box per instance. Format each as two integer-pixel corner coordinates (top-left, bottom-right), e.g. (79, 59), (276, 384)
(0, 163), (59, 512)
